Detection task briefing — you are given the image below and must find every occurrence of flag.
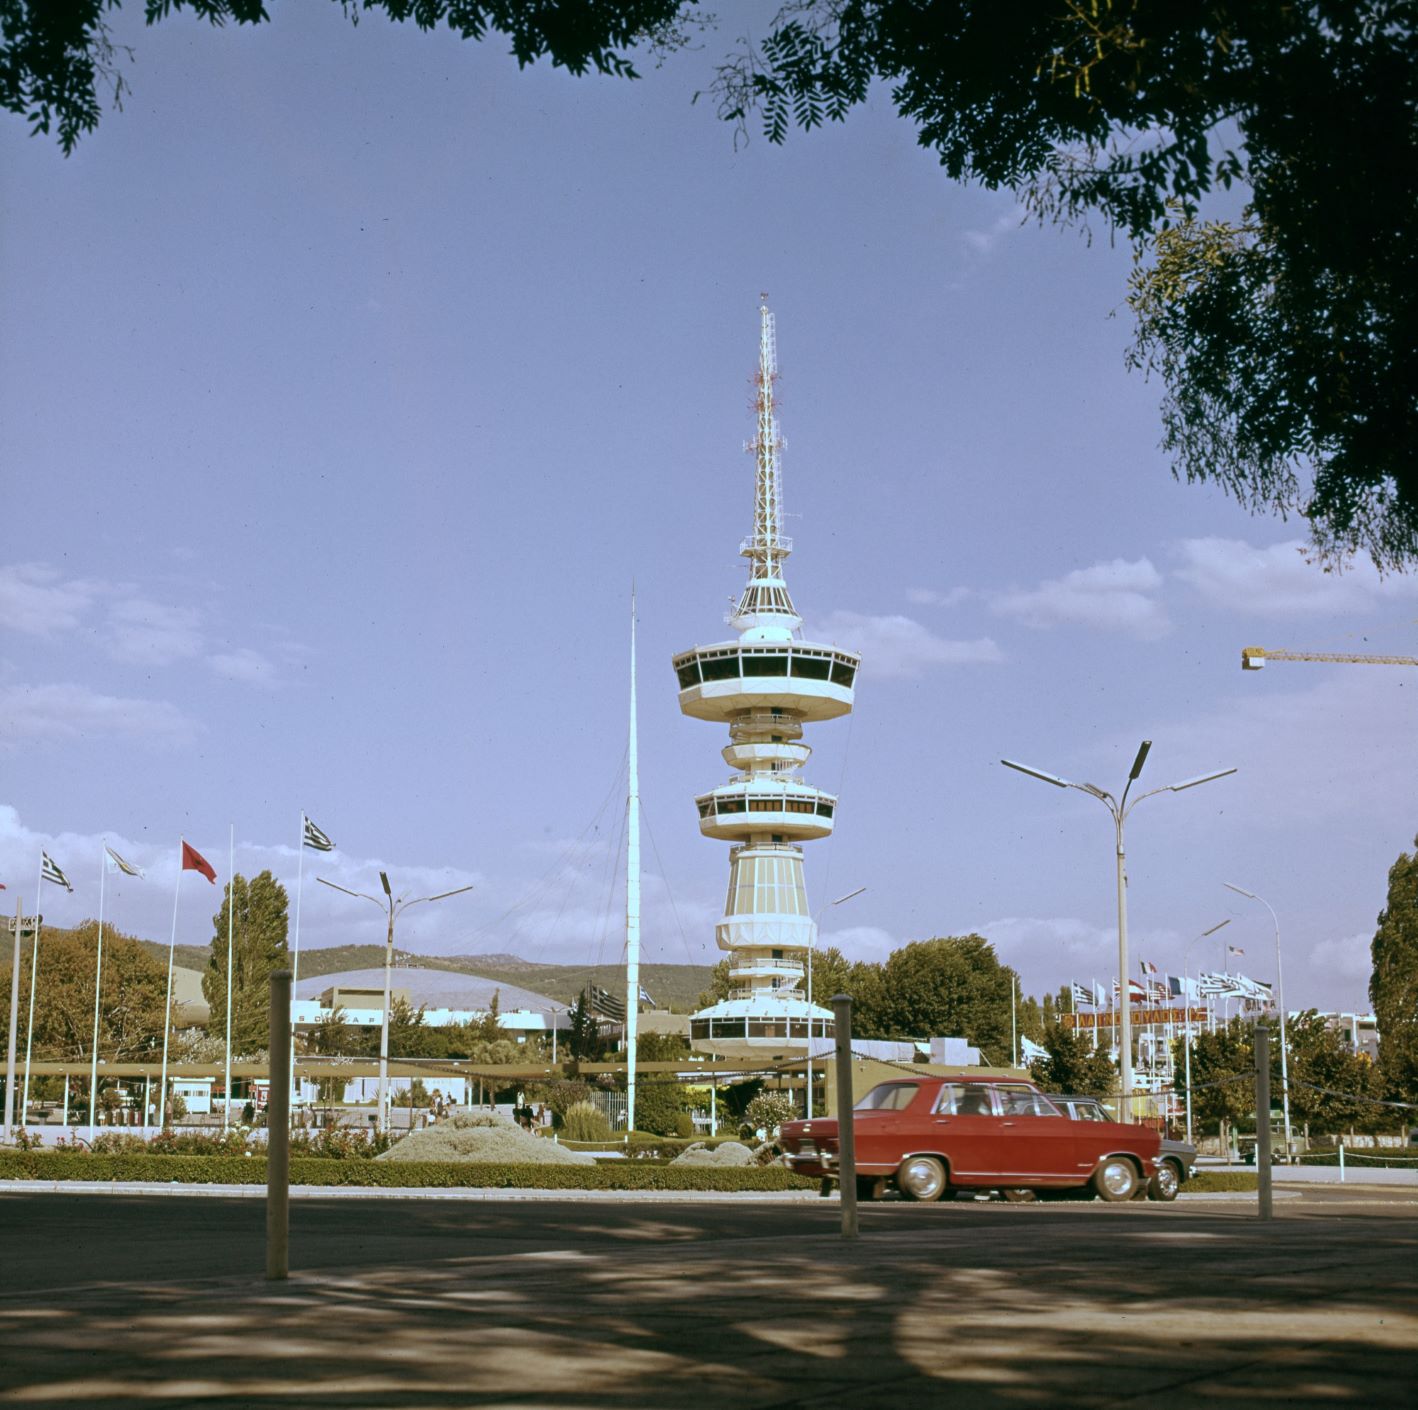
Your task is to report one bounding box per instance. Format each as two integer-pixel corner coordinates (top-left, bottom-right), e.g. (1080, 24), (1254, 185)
(1070, 982), (1093, 1008)
(41, 852), (72, 891)
(1169, 974), (1199, 1001)
(1148, 979), (1169, 1003)
(1020, 1035), (1048, 1062)
(1140, 959), (1158, 976)
(638, 985), (655, 1006)
(181, 841), (216, 884)
(1198, 971), (1232, 996)
(302, 816), (335, 852)
(1091, 981), (1107, 1007)
(1229, 944), (1245, 957)
(105, 846), (143, 878)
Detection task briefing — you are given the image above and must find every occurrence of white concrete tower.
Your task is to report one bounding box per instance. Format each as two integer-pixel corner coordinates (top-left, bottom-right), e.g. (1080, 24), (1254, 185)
(676, 302), (860, 1058)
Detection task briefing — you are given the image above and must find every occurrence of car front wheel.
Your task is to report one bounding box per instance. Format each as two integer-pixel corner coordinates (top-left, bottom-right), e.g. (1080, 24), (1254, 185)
(1148, 1161), (1181, 1202)
(1093, 1156), (1140, 1202)
(898, 1155), (948, 1202)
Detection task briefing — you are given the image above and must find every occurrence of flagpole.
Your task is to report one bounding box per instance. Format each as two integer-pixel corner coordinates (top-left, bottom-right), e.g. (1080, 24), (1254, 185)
(88, 845), (107, 1134)
(21, 853), (43, 1124)
(224, 826), (234, 1133)
(159, 840), (183, 1130)
(290, 813), (306, 1135)
(624, 588), (641, 1137)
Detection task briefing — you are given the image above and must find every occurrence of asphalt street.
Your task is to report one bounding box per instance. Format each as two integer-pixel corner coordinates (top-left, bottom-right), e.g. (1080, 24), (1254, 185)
(1, 1186), (1414, 1408)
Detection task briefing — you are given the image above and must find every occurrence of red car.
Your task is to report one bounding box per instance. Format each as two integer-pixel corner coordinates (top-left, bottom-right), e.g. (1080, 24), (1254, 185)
(780, 1077), (1161, 1202)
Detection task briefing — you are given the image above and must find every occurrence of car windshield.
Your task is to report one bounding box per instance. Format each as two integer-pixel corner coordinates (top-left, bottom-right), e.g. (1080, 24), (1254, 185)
(854, 1083), (919, 1111)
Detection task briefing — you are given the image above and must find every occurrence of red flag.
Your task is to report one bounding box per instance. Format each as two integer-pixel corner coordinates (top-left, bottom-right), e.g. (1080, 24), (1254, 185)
(181, 841), (216, 884)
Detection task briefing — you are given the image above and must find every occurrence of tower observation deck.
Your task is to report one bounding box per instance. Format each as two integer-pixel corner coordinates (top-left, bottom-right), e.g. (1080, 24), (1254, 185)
(677, 303), (860, 1058)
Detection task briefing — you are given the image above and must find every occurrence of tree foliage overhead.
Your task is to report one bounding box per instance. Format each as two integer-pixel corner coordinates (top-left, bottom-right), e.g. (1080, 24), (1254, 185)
(1027, 1022), (1116, 1099)
(1370, 833), (1418, 1103)
(715, 1), (1418, 570)
(0, 0), (691, 153)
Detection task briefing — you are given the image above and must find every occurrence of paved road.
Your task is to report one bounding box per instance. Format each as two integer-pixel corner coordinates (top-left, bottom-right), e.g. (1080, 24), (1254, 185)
(2, 1188), (1415, 1408)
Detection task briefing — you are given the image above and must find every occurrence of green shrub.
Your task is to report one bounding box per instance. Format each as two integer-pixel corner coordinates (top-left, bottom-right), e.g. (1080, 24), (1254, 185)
(743, 1093), (798, 1137)
(631, 1080), (692, 1137)
(561, 1100), (612, 1142)
(0, 1148), (813, 1191)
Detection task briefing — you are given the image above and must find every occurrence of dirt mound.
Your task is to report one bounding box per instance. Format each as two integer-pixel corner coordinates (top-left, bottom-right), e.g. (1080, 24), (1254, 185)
(375, 1109), (595, 1165)
(670, 1140), (756, 1167)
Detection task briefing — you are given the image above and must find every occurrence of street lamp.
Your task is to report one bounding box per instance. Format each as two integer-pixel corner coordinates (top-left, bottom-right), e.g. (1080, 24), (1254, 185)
(317, 873), (473, 1135)
(1182, 919), (1231, 1145)
(1001, 744), (1236, 1121)
(1223, 881), (1292, 1159)
(806, 887), (866, 1116)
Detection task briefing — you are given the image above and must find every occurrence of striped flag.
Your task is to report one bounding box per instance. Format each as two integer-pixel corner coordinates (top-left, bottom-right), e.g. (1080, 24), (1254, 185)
(1139, 959), (1158, 976)
(1070, 982), (1094, 1008)
(105, 846), (144, 878)
(41, 852), (72, 891)
(1229, 944), (1245, 957)
(302, 815), (335, 853)
(1020, 1035), (1048, 1062)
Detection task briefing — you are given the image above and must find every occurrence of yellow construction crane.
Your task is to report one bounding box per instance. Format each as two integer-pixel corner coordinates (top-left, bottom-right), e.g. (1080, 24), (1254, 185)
(1241, 646), (1418, 670)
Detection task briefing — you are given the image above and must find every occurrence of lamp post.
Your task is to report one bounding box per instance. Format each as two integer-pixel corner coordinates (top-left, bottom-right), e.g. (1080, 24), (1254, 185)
(317, 873), (473, 1135)
(1223, 882), (1292, 1159)
(806, 887), (865, 1116)
(1001, 744), (1236, 1121)
(1182, 919), (1231, 1145)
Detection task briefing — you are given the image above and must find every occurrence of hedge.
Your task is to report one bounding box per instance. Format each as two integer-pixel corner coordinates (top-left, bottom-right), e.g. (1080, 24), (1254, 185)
(0, 1150), (814, 1191)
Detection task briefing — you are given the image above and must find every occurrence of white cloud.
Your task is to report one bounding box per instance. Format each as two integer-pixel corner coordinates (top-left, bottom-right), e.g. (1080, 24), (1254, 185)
(0, 563), (103, 635)
(962, 207), (1025, 255)
(905, 586), (974, 608)
(991, 558), (1169, 639)
(209, 648), (278, 688)
(809, 610), (1003, 678)
(819, 924), (898, 965)
(1173, 537), (1418, 616)
(0, 682), (196, 748)
(1306, 932), (1373, 992)
(105, 598), (204, 664)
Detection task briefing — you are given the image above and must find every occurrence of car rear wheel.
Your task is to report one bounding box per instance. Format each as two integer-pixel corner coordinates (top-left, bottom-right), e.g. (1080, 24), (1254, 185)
(1001, 1188), (1036, 1203)
(1148, 1161), (1181, 1202)
(1093, 1156), (1140, 1202)
(897, 1155), (948, 1202)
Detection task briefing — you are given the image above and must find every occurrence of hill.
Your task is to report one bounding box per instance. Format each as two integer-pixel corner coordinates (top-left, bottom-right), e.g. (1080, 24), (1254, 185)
(122, 940), (715, 1013)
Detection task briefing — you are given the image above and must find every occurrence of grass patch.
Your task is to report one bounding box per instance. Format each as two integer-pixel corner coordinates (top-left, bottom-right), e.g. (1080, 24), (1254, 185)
(1185, 1172), (1258, 1193)
(0, 1149), (813, 1191)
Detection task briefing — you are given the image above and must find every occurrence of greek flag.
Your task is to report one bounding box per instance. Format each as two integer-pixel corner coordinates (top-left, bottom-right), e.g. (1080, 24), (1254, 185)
(1070, 982), (1094, 1007)
(302, 816), (335, 852)
(1198, 971), (1232, 996)
(41, 852), (72, 892)
(638, 985), (655, 1006)
(105, 846), (143, 878)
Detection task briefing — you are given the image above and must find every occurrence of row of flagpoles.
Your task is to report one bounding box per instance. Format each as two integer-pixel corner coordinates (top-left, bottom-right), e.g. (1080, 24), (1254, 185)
(5, 814), (334, 1132)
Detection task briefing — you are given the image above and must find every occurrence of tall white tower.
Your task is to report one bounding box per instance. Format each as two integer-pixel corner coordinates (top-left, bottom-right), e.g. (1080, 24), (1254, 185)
(677, 303), (860, 1058)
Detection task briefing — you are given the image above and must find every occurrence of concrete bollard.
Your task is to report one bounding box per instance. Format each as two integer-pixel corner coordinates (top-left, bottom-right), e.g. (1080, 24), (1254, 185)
(832, 994), (858, 1240)
(267, 969), (292, 1280)
(1255, 1024), (1273, 1221)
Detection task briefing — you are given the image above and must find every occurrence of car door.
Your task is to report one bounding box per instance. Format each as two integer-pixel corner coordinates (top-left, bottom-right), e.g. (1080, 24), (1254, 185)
(989, 1086), (1082, 1183)
(925, 1082), (1000, 1186)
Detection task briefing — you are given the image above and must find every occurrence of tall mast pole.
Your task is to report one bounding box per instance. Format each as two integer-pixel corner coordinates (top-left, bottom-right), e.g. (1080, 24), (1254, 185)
(625, 586), (641, 1134)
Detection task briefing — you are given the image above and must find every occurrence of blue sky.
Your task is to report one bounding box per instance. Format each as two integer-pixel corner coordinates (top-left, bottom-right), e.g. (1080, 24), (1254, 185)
(3, 4), (1415, 1013)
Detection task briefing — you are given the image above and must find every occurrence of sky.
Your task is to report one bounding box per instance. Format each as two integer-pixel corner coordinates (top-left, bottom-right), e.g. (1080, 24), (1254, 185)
(3, 4), (1415, 1015)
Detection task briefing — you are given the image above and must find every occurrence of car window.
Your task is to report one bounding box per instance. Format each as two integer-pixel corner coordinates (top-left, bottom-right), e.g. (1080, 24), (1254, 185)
(936, 1083), (994, 1116)
(854, 1083), (919, 1112)
(996, 1086), (1061, 1117)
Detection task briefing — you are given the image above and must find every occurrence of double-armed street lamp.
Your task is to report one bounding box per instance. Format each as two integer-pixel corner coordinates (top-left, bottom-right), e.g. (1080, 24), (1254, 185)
(1223, 881), (1292, 1158)
(1001, 742), (1236, 1121)
(317, 872), (474, 1134)
(806, 886), (866, 1116)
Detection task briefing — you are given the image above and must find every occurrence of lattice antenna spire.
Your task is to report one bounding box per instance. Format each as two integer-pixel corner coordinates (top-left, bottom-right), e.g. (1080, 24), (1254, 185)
(732, 299), (801, 638)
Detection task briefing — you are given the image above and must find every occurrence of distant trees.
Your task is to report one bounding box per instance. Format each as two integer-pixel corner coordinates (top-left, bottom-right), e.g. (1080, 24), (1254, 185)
(202, 871), (290, 1054)
(0, 923), (167, 1060)
(1371, 834), (1418, 1104)
(1028, 1025), (1115, 1099)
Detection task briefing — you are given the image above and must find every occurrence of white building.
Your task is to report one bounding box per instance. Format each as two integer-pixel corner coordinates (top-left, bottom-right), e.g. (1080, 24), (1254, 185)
(677, 304), (860, 1059)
